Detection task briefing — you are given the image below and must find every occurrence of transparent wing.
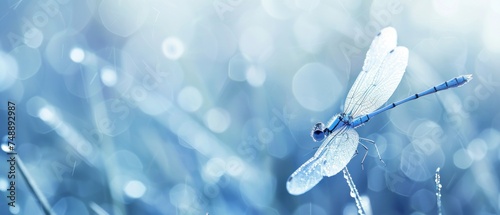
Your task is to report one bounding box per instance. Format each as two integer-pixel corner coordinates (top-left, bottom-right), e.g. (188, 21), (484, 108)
(344, 27), (409, 117)
(320, 128), (359, 177)
(344, 27), (397, 115)
(286, 153), (323, 195)
(286, 127), (359, 195)
(363, 27), (398, 73)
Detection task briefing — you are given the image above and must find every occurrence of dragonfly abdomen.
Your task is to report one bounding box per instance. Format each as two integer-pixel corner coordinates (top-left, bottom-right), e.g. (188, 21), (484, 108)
(350, 74), (472, 127)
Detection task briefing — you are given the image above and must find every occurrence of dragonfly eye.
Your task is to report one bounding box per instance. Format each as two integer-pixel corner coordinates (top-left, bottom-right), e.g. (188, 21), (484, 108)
(311, 122), (326, 142)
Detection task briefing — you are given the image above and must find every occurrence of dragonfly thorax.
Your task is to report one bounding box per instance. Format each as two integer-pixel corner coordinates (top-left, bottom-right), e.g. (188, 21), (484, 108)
(311, 113), (353, 142)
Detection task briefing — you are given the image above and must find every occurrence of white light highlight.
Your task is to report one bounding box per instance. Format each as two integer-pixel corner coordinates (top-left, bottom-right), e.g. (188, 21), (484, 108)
(162, 37), (185, 60)
(0, 178), (8, 191)
(70, 47), (85, 63)
(38, 107), (55, 123)
(205, 108), (231, 133)
(204, 158), (226, 179)
(246, 66), (266, 87)
(123, 180), (147, 199)
(100, 67), (117, 87)
(1, 143), (10, 153)
(467, 138), (488, 161)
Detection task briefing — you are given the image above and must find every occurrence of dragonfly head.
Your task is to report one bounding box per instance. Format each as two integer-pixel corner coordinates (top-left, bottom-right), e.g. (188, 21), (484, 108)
(311, 122), (328, 142)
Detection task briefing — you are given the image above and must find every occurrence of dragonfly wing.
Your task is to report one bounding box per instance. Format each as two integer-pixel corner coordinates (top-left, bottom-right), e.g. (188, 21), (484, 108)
(344, 27), (409, 117)
(363, 27), (398, 72)
(286, 155), (324, 195)
(286, 127), (359, 195)
(286, 127), (341, 195)
(320, 128), (359, 177)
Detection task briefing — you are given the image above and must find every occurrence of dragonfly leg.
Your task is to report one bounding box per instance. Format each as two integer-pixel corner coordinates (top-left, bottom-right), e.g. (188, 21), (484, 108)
(360, 137), (386, 167)
(359, 142), (368, 170)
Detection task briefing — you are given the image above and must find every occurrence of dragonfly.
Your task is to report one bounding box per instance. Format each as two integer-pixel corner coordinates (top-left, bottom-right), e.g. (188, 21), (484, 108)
(287, 27), (472, 195)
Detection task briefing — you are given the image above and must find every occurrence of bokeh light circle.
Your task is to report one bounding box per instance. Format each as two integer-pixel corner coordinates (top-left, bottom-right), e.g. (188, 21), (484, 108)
(454, 148), (472, 169)
(177, 86), (203, 112)
(124, 180), (147, 199)
(246, 66), (266, 87)
(45, 30), (88, 75)
(292, 63), (342, 111)
(10, 45), (41, 80)
(0, 178), (7, 192)
(38, 107), (56, 123)
(24, 28), (44, 49)
(204, 157), (226, 182)
(205, 108), (231, 133)
(99, 0), (148, 37)
(0, 52), (18, 92)
(467, 138), (488, 161)
(100, 67), (118, 87)
(69, 47), (85, 63)
(162, 37), (185, 60)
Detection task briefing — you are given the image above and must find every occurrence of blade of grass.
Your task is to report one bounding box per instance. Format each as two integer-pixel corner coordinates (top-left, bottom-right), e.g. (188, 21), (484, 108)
(16, 154), (55, 215)
(343, 167), (365, 215)
(435, 167), (442, 215)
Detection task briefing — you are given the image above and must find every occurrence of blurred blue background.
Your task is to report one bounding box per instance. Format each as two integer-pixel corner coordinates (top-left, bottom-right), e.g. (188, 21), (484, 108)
(0, 0), (499, 214)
